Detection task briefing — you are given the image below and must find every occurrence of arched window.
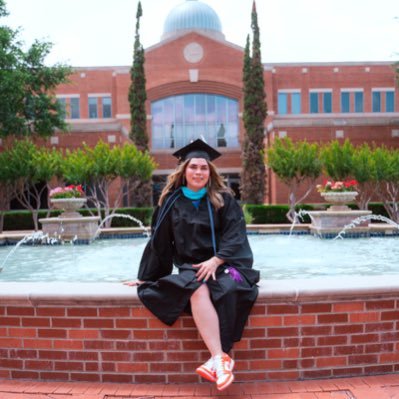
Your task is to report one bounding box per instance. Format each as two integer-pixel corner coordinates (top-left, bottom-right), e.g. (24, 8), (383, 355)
(151, 94), (239, 149)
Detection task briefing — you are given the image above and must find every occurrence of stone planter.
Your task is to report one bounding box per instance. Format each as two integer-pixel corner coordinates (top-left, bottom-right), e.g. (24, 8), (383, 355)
(320, 191), (358, 211)
(50, 198), (87, 218)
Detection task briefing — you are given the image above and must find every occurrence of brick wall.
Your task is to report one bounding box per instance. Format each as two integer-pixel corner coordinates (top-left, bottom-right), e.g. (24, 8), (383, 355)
(0, 279), (398, 383)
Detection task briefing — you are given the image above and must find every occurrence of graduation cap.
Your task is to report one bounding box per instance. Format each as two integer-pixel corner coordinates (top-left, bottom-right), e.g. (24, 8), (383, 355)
(172, 139), (221, 162)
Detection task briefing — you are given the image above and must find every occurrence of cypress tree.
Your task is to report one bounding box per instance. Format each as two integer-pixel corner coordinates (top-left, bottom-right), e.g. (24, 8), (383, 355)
(128, 2), (152, 205)
(128, 2), (148, 150)
(240, 1), (267, 204)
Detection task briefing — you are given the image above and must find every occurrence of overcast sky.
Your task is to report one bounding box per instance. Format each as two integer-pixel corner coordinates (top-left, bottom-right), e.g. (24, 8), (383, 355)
(4, 0), (399, 67)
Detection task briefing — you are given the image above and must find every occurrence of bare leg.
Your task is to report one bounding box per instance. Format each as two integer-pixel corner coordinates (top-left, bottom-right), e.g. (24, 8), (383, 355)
(190, 284), (223, 357)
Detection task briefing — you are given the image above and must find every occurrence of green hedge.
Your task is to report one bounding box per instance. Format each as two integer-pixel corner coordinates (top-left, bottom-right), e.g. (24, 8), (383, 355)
(244, 204), (316, 224)
(1, 203), (392, 231)
(2, 208), (153, 231)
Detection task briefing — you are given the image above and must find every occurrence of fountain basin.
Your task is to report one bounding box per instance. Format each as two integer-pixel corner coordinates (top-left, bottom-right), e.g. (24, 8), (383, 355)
(308, 210), (372, 238)
(39, 216), (100, 243)
(0, 277), (399, 383)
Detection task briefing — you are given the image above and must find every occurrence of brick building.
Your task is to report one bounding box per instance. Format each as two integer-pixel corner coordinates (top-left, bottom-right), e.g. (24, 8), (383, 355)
(53, 0), (398, 205)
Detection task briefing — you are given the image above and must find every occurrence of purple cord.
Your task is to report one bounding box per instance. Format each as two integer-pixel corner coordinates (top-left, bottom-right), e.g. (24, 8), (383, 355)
(227, 266), (243, 282)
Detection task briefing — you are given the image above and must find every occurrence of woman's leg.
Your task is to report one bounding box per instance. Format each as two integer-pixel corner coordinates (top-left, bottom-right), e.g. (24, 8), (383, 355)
(191, 284), (235, 390)
(190, 284), (223, 357)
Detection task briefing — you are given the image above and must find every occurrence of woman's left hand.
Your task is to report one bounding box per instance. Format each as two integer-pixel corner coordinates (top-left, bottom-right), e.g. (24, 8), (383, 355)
(192, 256), (224, 282)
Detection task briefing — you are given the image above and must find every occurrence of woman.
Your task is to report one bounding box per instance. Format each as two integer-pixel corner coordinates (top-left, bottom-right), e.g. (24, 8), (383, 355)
(126, 139), (259, 391)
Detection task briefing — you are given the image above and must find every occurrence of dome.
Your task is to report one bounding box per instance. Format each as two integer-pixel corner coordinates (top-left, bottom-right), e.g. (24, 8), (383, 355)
(162, 0), (224, 41)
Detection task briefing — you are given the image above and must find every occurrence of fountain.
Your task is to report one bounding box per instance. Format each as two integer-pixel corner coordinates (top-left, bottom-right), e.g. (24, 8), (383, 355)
(39, 201), (100, 243)
(303, 191), (372, 238)
(335, 214), (399, 239)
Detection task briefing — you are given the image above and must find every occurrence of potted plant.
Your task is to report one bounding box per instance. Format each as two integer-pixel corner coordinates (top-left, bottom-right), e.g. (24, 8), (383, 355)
(316, 179), (358, 210)
(49, 185), (87, 218)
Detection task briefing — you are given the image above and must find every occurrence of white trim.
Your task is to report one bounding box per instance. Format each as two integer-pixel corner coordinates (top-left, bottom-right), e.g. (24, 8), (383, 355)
(340, 88), (364, 92)
(372, 87), (395, 92)
(335, 130), (344, 138)
(116, 114), (131, 119)
(189, 69), (199, 82)
(56, 94), (80, 99)
(278, 131), (287, 138)
(50, 136), (59, 145)
(88, 93), (112, 98)
(278, 89), (301, 93)
(309, 88), (333, 93)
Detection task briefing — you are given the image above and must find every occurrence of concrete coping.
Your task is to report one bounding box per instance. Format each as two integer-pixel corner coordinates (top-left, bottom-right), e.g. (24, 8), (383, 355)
(1, 275), (398, 306)
(39, 216), (101, 223)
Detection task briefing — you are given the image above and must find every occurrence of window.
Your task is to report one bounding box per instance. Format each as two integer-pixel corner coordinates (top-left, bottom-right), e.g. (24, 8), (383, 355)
(278, 93), (288, 114)
(323, 92), (332, 113)
(310, 93), (319, 113)
(70, 98), (80, 119)
(373, 89), (395, 112)
(291, 92), (301, 114)
(341, 92), (350, 113)
(386, 91), (395, 112)
(102, 97), (112, 118)
(340, 90), (364, 113)
(310, 90), (332, 113)
(372, 91), (381, 112)
(88, 97), (98, 118)
(151, 94), (239, 149)
(354, 92), (363, 113)
(278, 91), (301, 115)
(57, 98), (67, 118)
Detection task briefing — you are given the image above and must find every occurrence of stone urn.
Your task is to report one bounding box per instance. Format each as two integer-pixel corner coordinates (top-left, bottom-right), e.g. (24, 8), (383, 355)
(320, 191), (358, 211)
(50, 198), (87, 218)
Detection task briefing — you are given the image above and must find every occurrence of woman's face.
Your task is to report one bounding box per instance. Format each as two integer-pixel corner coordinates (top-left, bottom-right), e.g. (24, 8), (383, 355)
(184, 158), (210, 191)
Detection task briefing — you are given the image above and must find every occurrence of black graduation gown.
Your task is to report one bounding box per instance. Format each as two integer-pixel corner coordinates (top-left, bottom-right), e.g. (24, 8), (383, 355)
(137, 191), (259, 353)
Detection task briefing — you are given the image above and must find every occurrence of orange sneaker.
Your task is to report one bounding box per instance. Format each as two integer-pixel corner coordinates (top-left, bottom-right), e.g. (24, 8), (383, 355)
(214, 353), (235, 391)
(196, 357), (216, 382)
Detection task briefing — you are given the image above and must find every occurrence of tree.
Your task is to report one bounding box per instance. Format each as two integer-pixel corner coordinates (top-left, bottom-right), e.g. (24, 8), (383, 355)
(6, 140), (60, 230)
(373, 146), (399, 223)
(128, 1), (152, 206)
(0, 0), (71, 137)
(320, 140), (354, 181)
(351, 144), (377, 210)
(61, 141), (155, 227)
(129, 1), (147, 150)
(0, 150), (14, 232)
(267, 138), (322, 222)
(240, 1), (267, 204)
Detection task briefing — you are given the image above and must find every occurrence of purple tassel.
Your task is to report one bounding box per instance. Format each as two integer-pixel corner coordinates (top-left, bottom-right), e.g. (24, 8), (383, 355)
(227, 266), (243, 282)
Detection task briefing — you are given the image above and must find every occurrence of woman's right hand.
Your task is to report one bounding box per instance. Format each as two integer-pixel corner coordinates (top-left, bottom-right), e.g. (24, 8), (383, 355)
(123, 280), (145, 286)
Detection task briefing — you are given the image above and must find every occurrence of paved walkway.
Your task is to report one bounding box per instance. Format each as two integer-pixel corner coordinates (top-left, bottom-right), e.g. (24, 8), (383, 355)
(1, 374), (399, 399)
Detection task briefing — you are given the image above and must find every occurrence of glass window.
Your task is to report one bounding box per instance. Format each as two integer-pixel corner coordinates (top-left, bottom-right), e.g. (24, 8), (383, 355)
(372, 91), (381, 112)
(57, 98), (67, 118)
(88, 97), (98, 118)
(70, 98), (80, 119)
(291, 93), (301, 114)
(341, 92), (350, 113)
(102, 97), (112, 118)
(278, 93), (288, 114)
(354, 92), (363, 113)
(323, 92), (332, 113)
(310, 93), (318, 113)
(151, 94), (239, 149)
(386, 91), (394, 112)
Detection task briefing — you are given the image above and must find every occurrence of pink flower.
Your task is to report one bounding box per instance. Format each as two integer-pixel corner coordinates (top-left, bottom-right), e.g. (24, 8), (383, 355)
(49, 185), (85, 199)
(317, 179), (358, 193)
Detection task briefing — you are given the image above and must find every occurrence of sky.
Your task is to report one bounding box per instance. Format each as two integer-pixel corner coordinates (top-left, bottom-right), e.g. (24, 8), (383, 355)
(4, 0), (399, 67)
